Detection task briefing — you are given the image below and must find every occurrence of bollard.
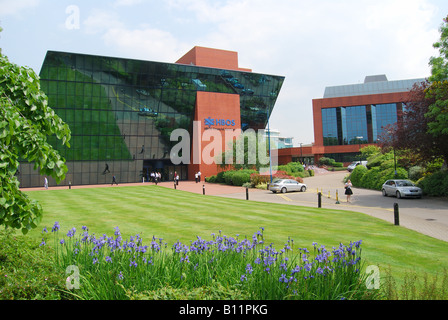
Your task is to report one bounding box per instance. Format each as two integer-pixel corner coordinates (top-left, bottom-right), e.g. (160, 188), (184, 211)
(318, 192), (322, 208)
(335, 190), (340, 204)
(246, 187), (249, 200)
(203, 184), (205, 195)
(394, 203), (400, 226)
(69, 181), (71, 190)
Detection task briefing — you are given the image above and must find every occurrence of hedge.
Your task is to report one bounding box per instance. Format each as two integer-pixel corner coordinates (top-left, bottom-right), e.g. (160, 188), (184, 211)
(417, 170), (448, 196)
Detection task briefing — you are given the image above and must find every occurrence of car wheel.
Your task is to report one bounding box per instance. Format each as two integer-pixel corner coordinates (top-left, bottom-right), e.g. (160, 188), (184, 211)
(301, 186), (306, 192)
(396, 191), (402, 199)
(382, 189), (387, 197)
(281, 187), (287, 193)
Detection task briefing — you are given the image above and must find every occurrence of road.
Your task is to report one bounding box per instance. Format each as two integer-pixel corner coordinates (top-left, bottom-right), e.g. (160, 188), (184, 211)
(214, 171), (448, 242)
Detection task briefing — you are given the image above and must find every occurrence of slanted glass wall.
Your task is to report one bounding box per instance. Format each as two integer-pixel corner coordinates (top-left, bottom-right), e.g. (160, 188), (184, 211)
(18, 51), (284, 187)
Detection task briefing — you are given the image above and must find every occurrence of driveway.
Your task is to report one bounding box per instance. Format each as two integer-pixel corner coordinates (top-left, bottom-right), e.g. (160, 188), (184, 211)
(212, 171), (448, 243)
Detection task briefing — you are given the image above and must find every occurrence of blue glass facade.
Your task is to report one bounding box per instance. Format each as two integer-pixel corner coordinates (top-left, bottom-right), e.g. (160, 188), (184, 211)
(322, 103), (401, 147)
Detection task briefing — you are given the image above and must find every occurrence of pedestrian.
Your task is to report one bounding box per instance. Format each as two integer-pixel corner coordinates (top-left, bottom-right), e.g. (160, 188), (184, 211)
(112, 175), (118, 185)
(44, 176), (48, 189)
(175, 171), (179, 185)
(195, 172), (198, 183)
(150, 171), (155, 182)
(345, 179), (353, 202)
(197, 171), (201, 182)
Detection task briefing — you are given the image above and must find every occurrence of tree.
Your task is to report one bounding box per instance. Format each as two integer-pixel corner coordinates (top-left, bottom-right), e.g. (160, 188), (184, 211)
(0, 52), (71, 234)
(378, 81), (446, 164)
(426, 14), (448, 165)
(428, 15), (448, 82)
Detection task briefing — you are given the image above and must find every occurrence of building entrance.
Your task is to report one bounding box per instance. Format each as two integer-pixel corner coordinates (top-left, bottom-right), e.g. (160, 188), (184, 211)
(143, 160), (188, 182)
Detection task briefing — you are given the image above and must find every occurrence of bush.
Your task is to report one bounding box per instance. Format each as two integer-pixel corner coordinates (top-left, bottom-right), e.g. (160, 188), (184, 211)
(417, 170), (448, 196)
(350, 165), (408, 190)
(206, 175), (217, 183)
(231, 171), (252, 186)
(221, 170), (257, 186)
(216, 171), (226, 183)
(350, 165), (368, 187)
(0, 230), (66, 300)
(408, 166), (424, 181)
(250, 173), (270, 186)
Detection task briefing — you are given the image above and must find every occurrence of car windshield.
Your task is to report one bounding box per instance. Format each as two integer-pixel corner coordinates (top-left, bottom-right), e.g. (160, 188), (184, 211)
(396, 181), (414, 187)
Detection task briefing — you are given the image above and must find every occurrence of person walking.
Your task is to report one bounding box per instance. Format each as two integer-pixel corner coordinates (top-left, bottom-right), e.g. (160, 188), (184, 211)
(112, 175), (118, 185)
(197, 171), (201, 182)
(175, 171), (179, 185)
(195, 172), (198, 183)
(44, 176), (48, 189)
(345, 179), (353, 202)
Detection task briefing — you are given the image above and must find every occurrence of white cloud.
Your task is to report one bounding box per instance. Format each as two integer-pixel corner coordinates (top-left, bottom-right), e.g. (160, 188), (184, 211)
(113, 0), (144, 7)
(102, 26), (188, 62)
(0, 0), (39, 16)
(83, 10), (124, 35)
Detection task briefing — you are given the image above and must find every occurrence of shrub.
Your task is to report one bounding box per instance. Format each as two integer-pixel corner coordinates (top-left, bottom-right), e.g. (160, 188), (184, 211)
(408, 166), (424, 181)
(231, 171), (252, 186)
(206, 175), (217, 183)
(250, 173), (270, 186)
(221, 170), (257, 186)
(417, 170), (448, 196)
(350, 165), (368, 187)
(0, 230), (66, 300)
(216, 171), (226, 183)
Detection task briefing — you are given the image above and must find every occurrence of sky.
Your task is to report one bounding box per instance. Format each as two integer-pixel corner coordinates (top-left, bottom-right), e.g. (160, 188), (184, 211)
(1, 0), (447, 146)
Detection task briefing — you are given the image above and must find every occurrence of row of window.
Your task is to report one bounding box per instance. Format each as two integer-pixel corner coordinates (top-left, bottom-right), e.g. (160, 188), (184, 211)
(322, 104), (400, 146)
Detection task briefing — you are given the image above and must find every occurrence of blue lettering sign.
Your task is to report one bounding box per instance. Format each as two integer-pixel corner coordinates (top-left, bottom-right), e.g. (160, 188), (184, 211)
(204, 117), (236, 128)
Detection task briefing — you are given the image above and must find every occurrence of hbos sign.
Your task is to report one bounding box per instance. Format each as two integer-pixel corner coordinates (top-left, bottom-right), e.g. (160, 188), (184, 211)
(204, 117), (236, 128)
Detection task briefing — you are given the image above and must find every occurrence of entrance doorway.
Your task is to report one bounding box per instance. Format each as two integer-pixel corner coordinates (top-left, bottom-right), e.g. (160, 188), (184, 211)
(143, 160), (188, 182)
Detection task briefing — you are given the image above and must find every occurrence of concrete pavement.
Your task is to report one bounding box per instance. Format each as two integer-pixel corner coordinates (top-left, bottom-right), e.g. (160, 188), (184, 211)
(158, 171), (448, 243)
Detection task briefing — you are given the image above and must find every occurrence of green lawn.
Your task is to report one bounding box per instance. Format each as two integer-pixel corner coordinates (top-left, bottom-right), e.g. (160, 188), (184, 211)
(24, 185), (448, 284)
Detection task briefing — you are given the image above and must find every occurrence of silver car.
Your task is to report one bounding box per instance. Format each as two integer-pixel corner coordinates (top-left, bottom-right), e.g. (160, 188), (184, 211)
(382, 179), (422, 199)
(269, 179), (307, 193)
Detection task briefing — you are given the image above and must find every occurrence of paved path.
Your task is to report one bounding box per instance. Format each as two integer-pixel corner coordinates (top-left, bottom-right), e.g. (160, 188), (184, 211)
(158, 171), (448, 243)
(24, 171), (448, 242)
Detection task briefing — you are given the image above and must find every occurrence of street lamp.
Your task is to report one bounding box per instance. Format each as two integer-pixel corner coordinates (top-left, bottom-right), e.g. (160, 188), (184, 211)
(356, 136), (363, 161)
(267, 109), (273, 183)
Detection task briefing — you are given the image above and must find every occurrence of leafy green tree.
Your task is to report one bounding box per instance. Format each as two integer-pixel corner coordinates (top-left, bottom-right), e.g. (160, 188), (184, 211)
(429, 15), (448, 82)
(426, 15), (448, 165)
(0, 52), (71, 234)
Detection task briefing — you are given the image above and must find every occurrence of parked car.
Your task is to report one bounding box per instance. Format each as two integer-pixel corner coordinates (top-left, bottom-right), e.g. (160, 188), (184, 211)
(382, 179), (422, 199)
(269, 179), (307, 193)
(347, 161), (367, 172)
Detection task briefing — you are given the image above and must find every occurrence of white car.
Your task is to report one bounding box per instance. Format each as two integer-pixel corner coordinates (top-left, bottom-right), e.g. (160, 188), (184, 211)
(269, 179), (307, 193)
(347, 161), (367, 172)
(382, 179), (422, 199)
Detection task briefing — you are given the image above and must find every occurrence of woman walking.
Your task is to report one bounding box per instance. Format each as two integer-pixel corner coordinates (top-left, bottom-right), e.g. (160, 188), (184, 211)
(345, 179), (353, 202)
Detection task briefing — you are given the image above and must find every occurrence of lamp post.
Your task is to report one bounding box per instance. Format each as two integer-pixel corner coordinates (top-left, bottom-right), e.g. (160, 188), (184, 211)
(267, 109), (273, 183)
(356, 136), (363, 161)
